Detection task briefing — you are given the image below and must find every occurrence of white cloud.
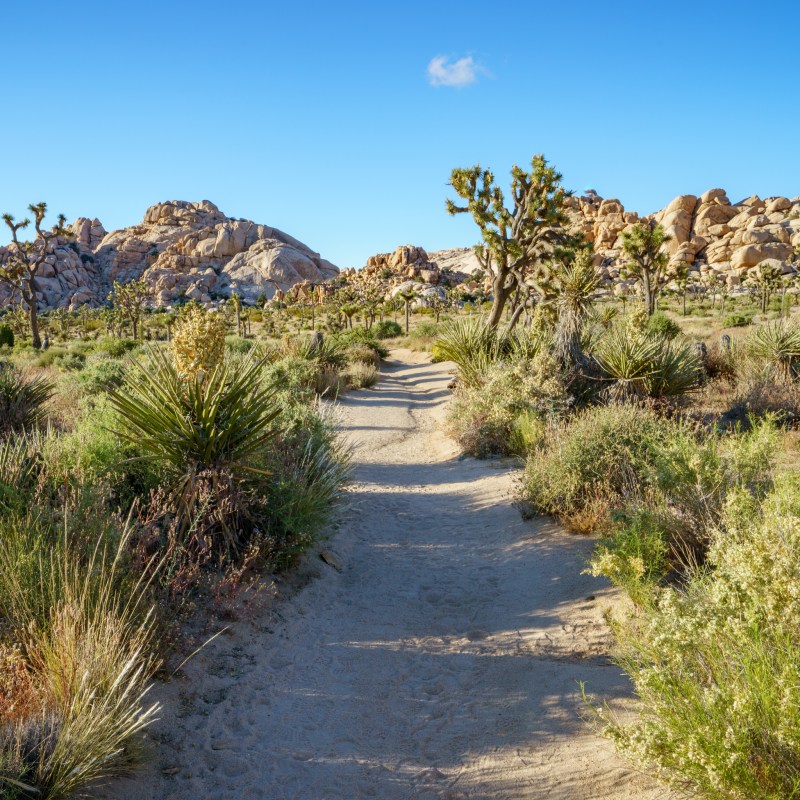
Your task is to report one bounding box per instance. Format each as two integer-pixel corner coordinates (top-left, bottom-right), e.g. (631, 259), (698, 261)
(427, 55), (481, 88)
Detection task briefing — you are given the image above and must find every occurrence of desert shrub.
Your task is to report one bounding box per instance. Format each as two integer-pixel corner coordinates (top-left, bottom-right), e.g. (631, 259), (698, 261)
(0, 364), (53, 438)
(586, 415), (778, 609)
(109, 347), (278, 559)
(645, 311), (682, 340)
(449, 352), (568, 457)
(414, 321), (439, 338)
(0, 325), (14, 348)
(76, 356), (126, 395)
(523, 404), (671, 528)
(346, 362), (379, 389)
(225, 335), (256, 354)
(332, 328), (388, 359)
(346, 343), (380, 367)
(262, 400), (350, 568)
(0, 516), (160, 799)
(587, 507), (672, 605)
(593, 326), (703, 401)
(264, 355), (323, 398)
(373, 320), (402, 339)
(93, 337), (139, 359)
(39, 398), (159, 510)
(723, 312), (753, 328)
(593, 475), (800, 799)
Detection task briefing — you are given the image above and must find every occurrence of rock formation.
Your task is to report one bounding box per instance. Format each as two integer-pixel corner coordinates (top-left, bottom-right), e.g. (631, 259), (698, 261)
(0, 200), (339, 310)
(566, 189), (800, 291)
(346, 190), (800, 301)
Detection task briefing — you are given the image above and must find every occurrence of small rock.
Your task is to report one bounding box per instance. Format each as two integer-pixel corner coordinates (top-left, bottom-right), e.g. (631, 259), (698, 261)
(320, 550), (342, 571)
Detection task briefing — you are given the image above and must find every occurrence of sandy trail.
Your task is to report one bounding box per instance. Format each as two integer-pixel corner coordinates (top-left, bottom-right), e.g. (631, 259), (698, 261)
(106, 349), (659, 800)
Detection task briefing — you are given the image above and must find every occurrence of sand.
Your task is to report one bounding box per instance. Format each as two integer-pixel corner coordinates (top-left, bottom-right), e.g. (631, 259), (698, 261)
(103, 349), (661, 800)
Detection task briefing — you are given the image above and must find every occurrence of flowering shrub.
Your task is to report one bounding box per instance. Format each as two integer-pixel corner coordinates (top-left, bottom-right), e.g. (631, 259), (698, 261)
(592, 475), (800, 798)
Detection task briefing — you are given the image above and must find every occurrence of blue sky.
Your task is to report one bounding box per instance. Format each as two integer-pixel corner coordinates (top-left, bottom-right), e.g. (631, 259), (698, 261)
(1, 0), (798, 268)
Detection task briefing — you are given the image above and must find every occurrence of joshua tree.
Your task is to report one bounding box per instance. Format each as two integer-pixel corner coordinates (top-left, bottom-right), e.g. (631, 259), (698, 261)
(108, 279), (151, 339)
(0, 203), (70, 348)
(620, 220), (673, 316)
(446, 154), (579, 329)
(746, 261), (782, 314)
(229, 291), (243, 334)
(398, 289), (416, 334)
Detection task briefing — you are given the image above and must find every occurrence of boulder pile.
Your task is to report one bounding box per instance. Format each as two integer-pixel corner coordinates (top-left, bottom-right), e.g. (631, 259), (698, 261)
(567, 188), (800, 291)
(0, 200), (339, 310)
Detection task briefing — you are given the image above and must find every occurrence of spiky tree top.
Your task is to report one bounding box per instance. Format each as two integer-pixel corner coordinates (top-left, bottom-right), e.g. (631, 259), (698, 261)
(446, 155), (579, 327)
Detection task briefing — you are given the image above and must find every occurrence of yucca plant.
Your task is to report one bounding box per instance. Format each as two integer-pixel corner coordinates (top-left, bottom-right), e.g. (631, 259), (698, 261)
(434, 316), (506, 388)
(0, 364), (52, 437)
(109, 347), (279, 556)
(552, 250), (600, 369)
(595, 327), (702, 402)
(748, 319), (800, 383)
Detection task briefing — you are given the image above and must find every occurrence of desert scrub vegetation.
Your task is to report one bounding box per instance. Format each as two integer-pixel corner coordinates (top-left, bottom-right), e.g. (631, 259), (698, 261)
(0, 304), (350, 796)
(588, 474), (800, 798)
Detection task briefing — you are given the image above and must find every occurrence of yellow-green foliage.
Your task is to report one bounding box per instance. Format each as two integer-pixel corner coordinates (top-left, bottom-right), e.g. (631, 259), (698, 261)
(170, 306), (227, 381)
(449, 351), (567, 457)
(594, 475), (800, 798)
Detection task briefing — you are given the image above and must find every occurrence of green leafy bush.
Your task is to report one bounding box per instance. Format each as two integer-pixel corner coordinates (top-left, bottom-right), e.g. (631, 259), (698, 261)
(593, 475), (800, 799)
(523, 404), (671, 529)
(373, 320), (402, 339)
(645, 311), (682, 340)
(723, 312), (753, 328)
(332, 328), (388, 359)
(0, 324), (14, 348)
(449, 352), (568, 457)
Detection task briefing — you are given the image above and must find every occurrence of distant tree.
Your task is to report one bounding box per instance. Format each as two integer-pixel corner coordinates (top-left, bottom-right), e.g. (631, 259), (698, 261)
(746, 261), (782, 314)
(398, 289), (416, 334)
(229, 291), (243, 334)
(446, 155), (579, 329)
(108, 279), (151, 339)
(620, 221), (673, 316)
(0, 202), (70, 348)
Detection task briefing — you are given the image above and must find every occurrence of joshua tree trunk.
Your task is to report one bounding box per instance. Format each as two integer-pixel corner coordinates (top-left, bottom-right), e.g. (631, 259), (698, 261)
(26, 292), (41, 349)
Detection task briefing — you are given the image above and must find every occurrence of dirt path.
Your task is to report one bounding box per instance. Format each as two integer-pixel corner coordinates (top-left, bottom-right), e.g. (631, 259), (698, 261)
(107, 349), (659, 800)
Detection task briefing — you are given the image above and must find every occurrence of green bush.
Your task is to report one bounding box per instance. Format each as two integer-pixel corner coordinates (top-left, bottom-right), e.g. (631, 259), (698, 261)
(449, 352), (568, 457)
(594, 475), (800, 799)
(645, 311), (682, 340)
(93, 337), (139, 359)
(263, 400), (350, 568)
(0, 324), (14, 348)
(723, 312), (753, 328)
(332, 328), (388, 359)
(77, 357), (126, 395)
(523, 404), (671, 527)
(373, 320), (402, 339)
(413, 321), (439, 338)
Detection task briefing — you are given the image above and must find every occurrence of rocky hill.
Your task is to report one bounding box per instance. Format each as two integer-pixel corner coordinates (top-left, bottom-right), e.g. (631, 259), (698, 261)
(339, 189), (800, 302)
(0, 200), (339, 310)
(569, 188), (800, 292)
